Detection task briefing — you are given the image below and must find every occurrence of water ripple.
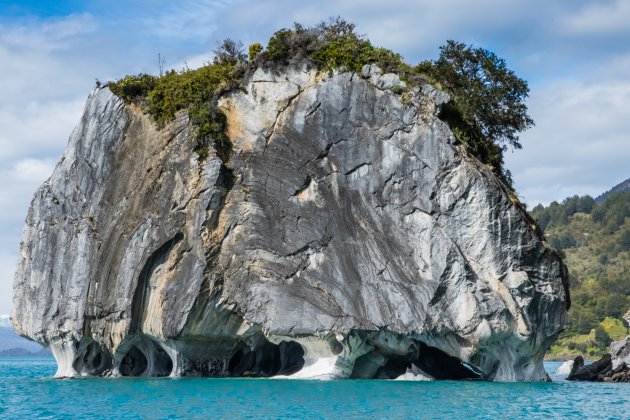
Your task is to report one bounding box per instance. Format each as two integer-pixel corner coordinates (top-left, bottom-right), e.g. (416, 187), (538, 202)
(0, 358), (628, 419)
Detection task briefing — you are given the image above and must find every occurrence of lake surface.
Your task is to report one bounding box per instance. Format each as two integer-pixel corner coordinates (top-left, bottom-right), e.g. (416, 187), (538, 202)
(0, 358), (628, 419)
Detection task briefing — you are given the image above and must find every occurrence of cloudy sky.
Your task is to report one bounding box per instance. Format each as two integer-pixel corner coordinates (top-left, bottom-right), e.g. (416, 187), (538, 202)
(1, 0), (629, 313)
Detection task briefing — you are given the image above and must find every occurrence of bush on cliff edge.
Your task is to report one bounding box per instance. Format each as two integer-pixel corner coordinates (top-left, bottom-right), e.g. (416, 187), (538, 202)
(108, 17), (533, 187)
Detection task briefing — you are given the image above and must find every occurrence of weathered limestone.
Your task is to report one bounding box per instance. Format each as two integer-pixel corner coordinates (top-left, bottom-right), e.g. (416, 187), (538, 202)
(13, 65), (569, 381)
(610, 309), (630, 370)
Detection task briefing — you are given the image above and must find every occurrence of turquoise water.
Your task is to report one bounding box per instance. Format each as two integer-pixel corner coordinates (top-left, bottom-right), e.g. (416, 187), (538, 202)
(1, 358), (628, 419)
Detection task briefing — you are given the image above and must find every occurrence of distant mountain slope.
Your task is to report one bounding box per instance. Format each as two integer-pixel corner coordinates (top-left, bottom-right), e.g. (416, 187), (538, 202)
(530, 192), (630, 359)
(596, 177), (630, 204)
(0, 314), (47, 354)
(0, 348), (51, 357)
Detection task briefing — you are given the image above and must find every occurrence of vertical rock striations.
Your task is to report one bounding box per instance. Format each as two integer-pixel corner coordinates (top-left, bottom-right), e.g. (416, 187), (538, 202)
(610, 310), (630, 373)
(13, 65), (569, 381)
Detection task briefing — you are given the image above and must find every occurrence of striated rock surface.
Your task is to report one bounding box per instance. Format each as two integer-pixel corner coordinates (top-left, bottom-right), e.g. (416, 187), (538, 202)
(13, 65), (568, 381)
(610, 309), (630, 370)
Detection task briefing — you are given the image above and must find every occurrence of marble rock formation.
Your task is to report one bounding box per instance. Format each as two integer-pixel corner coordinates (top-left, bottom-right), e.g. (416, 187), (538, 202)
(13, 65), (569, 381)
(610, 309), (630, 370)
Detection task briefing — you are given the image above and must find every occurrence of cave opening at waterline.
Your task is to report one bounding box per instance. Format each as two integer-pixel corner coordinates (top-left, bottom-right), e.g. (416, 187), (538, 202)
(72, 341), (112, 376)
(228, 340), (305, 377)
(118, 339), (173, 377)
(350, 341), (483, 380)
(119, 346), (148, 376)
(413, 343), (482, 380)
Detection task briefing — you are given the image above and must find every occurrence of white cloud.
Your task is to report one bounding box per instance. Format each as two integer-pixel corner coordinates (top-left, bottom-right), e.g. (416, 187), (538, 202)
(0, 13), (96, 51)
(10, 159), (57, 183)
(138, 0), (229, 40)
(506, 71), (630, 205)
(0, 99), (85, 161)
(562, 0), (630, 35)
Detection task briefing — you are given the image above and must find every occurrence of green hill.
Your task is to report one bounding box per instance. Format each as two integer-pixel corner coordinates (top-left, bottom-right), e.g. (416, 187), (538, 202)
(530, 192), (630, 359)
(595, 177), (630, 204)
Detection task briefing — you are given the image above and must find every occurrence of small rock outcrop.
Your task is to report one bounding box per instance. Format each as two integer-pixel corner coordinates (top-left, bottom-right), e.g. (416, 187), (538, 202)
(568, 355), (612, 381)
(567, 354), (630, 383)
(568, 310), (630, 383)
(610, 310), (630, 368)
(12, 65), (568, 381)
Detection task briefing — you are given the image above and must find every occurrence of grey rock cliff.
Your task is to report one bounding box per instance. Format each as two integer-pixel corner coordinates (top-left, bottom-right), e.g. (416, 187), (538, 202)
(610, 310), (630, 369)
(13, 65), (569, 381)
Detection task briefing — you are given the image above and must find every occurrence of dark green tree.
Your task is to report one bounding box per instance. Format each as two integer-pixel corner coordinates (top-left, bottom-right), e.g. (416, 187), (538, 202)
(572, 307), (598, 335)
(213, 39), (246, 65)
(426, 40), (534, 151)
(619, 229), (630, 251)
(577, 195), (596, 213)
(549, 231), (576, 249)
(417, 41), (533, 186)
(594, 325), (612, 348)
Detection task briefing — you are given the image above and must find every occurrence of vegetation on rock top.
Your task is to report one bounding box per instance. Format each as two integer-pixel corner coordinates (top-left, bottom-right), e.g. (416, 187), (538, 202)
(108, 18), (533, 186)
(108, 43), (243, 160)
(530, 192), (630, 359)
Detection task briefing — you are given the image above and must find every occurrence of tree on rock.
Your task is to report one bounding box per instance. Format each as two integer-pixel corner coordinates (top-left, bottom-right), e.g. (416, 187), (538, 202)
(418, 40), (534, 185)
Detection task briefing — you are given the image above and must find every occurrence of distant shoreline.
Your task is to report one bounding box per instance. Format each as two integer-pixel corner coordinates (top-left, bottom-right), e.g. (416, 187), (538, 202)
(0, 348), (51, 358)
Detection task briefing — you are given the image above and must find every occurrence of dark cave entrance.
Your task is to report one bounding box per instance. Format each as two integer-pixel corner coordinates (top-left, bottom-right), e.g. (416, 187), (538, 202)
(227, 340), (305, 377)
(118, 338), (173, 377)
(350, 341), (482, 380)
(119, 345), (147, 376)
(73, 341), (112, 376)
(413, 343), (481, 380)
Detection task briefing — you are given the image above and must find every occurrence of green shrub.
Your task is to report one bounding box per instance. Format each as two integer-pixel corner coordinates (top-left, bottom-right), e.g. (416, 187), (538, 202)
(108, 74), (156, 103)
(189, 102), (230, 161)
(309, 35), (404, 73)
(391, 84), (404, 95)
(108, 55), (244, 159)
(263, 29), (294, 62)
(249, 43), (263, 61)
(108, 18), (534, 177)
(594, 325), (612, 347)
(213, 39), (246, 65)
(549, 231), (577, 249)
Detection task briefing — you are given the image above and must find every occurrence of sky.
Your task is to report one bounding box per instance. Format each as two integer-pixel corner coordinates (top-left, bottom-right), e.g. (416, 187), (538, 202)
(1, 0), (629, 313)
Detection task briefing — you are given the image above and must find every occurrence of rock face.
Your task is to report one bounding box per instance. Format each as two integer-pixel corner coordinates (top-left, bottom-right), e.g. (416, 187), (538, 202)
(568, 354), (630, 383)
(610, 310), (630, 371)
(12, 65), (569, 381)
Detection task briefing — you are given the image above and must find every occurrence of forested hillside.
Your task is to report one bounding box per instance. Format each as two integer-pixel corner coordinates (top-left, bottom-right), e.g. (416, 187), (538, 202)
(530, 192), (630, 359)
(595, 177), (630, 204)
